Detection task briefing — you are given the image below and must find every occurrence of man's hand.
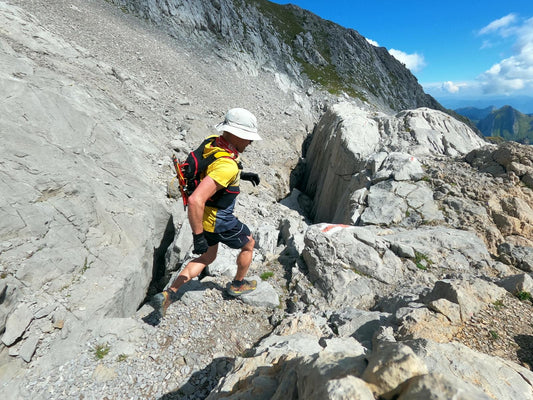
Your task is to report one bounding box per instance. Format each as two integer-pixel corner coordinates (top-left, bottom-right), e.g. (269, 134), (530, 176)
(192, 232), (209, 255)
(241, 172), (260, 187)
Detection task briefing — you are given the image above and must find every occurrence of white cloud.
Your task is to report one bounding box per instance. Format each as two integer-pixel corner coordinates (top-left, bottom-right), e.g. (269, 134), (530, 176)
(423, 81), (472, 96)
(366, 38), (379, 47)
(388, 49), (426, 72)
(442, 81), (461, 93)
(478, 16), (533, 95)
(422, 80), (482, 99)
(479, 13), (517, 35)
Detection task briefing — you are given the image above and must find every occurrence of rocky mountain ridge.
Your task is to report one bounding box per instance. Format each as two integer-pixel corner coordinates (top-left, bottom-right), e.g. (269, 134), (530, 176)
(109, 0), (441, 113)
(455, 106), (496, 123)
(1, 1), (533, 399)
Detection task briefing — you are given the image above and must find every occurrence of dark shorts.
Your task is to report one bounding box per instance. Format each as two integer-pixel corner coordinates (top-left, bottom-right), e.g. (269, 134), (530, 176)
(204, 220), (251, 249)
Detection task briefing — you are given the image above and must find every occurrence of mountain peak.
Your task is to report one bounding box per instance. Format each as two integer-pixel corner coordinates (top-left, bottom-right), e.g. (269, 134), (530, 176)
(456, 105), (533, 143)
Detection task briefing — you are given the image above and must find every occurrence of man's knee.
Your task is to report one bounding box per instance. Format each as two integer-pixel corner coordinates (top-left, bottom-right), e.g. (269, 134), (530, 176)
(194, 245), (218, 264)
(243, 235), (255, 251)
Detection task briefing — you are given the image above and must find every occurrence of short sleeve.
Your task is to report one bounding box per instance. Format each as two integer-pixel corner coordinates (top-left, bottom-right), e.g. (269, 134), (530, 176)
(205, 158), (239, 188)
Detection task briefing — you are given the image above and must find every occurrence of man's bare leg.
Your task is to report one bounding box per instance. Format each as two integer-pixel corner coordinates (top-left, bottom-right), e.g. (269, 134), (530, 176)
(152, 244), (218, 316)
(168, 244), (219, 293)
(234, 235), (255, 281)
(228, 236), (257, 296)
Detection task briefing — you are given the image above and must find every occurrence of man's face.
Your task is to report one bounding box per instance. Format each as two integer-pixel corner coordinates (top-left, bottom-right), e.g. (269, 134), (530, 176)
(227, 133), (252, 153)
(235, 137), (252, 153)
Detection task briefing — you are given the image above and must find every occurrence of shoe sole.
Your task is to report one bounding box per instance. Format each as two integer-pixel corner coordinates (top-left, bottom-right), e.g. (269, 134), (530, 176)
(228, 289), (254, 297)
(227, 285), (257, 297)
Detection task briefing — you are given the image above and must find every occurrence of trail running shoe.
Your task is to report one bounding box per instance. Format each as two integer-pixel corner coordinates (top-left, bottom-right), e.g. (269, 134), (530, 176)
(227, 279), (257, 297)
(151, 290), (172, 317)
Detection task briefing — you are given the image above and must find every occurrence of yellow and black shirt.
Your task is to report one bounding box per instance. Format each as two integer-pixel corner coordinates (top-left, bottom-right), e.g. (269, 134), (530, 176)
(201, 137), (241, 233)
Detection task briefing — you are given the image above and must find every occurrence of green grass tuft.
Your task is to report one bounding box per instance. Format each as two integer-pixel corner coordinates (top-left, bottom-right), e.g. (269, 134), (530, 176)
(493, 299), (505, 311)
(414, 251), (433, 270)
(516, 291), (533, 302)
(488, 330), (499, 340)
(94, 343), (110, 360)
(260, 271), (274, 281)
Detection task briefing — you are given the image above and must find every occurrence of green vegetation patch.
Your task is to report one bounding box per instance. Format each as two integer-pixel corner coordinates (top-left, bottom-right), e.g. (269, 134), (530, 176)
(516, 291), (533, 303)
(260, 271), (274, 281)
(94, 343), (110, 360)
(414, 251), (433, 270)
(81, 257), (90, 274)
(248, 0), (367, 100)
(493, 299), (505, 311)
(249, 0), (304, 43)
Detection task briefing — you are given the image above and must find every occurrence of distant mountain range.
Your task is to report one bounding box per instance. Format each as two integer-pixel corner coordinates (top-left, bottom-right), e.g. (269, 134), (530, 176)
(438, 95), (533, 114)
(455, 105), (533, 144)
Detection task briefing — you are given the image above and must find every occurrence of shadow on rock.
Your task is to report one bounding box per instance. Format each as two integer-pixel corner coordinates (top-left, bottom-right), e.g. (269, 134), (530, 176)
(158, 356), (235, 400)
(515, 334), (533, 368)
(142, 309), (163, 326)
(149, 216), (177, 297)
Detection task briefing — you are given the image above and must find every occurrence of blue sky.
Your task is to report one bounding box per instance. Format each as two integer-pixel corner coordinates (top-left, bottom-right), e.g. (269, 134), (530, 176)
(270, 0), (533, 111)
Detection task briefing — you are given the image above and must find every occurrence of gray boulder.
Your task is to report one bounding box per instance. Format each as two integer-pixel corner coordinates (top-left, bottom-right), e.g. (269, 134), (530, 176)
(390, 108), (486, 157)
(302, 102), (486, 223)
(329, 308), (395, 349)
(360, 180), (443, 226)
(398, 373), (491, 400)
(382, 227), (492, 272)
(421, 279), (506, 321)
(498, 243), (533, 272)
(497, 273), (533, 294)
(405, 339), (533, 400)
(208, 339), (370, 400)
(362, 341), (428, 398)
(466, 141), (533, 189)
(254, 223), (280, 255)
(301, 224), (400, 309)
(304, 224), (403, 284)
(1, 303), (33, 347)
(371, 152), (425, 182)
(235, 276), (280, 309)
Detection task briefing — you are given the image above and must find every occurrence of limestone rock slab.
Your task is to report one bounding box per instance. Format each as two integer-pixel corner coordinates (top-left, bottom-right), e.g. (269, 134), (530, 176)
(405, 339), (533, 400)
(303, 103), (485, 223)
(2, 303), (33, 346)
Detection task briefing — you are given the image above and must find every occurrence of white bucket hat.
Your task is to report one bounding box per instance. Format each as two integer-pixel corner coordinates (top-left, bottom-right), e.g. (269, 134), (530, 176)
(215, 108), (262, 141)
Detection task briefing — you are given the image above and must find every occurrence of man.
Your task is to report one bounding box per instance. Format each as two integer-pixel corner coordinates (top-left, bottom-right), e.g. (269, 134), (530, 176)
(152, 108), (262, 316)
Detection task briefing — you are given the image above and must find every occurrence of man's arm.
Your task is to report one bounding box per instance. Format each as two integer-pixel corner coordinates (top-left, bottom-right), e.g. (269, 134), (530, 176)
(187, 175), (223, 234)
